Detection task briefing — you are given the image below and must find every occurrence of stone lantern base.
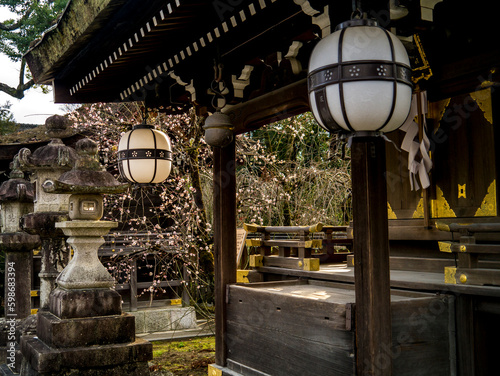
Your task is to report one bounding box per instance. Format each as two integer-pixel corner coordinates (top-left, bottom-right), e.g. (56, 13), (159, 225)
(19, 287), (152, 376)
(19, 220), (152, 376)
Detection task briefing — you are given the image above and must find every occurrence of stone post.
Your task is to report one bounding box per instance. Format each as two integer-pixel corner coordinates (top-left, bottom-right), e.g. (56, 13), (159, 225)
(20, 138), (152, 376)
(0, 161), (40, 374)
(16, 115), (78, 310)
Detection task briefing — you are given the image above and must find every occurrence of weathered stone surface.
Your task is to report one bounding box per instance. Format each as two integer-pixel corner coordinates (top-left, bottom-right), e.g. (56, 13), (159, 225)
(171, 306), (197, 330)
(20, 335), (152, 375)
(130, 310), (146, 333)
(44, 116), (72, 139)
(49, 288), (122, 319)
(1, 201), (33, 234)
(37, 312), (135, 348)
(129, 307), (197, 334)
(42, 138), (129, 196)
(54, 221), (117, 289)
(3, 249), (34, 319)
(54, 220), (116, 237)
(19, 139), (77, 171)
(0, 178), (34, 203)
(0, 233), (40, 252)
(19, 360), (151, 376)
(21, 212), (69, 238)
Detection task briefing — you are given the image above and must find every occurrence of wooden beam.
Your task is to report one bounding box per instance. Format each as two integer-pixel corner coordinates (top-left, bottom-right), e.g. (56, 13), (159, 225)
(351, 137), (392, 375)
(213, 140), (237, 366)
(225, 79), (310, 135)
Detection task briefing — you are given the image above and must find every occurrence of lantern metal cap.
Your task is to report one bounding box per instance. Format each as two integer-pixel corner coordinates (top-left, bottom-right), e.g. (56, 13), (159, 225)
(132, 123), (154, 130)
(335, 18), (378, 31)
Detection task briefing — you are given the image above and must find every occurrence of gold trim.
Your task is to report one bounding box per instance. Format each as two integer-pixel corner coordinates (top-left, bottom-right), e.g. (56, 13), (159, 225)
(237, 270), (250, 283)
(413, 197), (425, 219)
(475, 180), (497, 217)
(387, 202), (397, 219)
(438, 241), (452, 253)
(208, 365), (222, 376)
(459, 274), (468, 284)
(412, 34), (433, 84)
(431, 186), (457, 218)
(458, 184), (466, 199)
(444, 267), (457, 284)
(428, 98), (451, 130)
(470, 88), (493, 125)
(249, 255), (263, 267)
(245, 239), (261, 247)
(303, 258), (320, 271)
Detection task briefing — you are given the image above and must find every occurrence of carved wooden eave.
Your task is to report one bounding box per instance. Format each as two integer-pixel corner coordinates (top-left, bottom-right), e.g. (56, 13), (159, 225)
(22, 0), (357, 133)
(24, 0), (500, 132)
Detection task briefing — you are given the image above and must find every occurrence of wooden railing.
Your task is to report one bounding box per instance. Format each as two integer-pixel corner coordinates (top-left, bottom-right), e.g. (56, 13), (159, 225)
(438, 222), (500, 286)
(99, 232), (189, 311)
(243, 223), (352, 271)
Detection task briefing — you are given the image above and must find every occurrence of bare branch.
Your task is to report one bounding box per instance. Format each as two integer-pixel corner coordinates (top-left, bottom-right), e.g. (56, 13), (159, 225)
(0, 59), (36, 99)
(0, 6), (34, 32)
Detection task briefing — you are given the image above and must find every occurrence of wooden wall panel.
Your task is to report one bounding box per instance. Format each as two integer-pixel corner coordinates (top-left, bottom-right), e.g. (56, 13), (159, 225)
(431, 89), (495, 218)
(386, 88), (497, 221)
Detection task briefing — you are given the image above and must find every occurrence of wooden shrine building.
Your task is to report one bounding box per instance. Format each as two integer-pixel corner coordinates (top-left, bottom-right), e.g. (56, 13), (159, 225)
(24, 0), (500, 375)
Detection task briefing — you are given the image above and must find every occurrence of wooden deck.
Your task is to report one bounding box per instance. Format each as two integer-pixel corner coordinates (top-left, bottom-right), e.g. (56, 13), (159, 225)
(257, 263), (500, 298)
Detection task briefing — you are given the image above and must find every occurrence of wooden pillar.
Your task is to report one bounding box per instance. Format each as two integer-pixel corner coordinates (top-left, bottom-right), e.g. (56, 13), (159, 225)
(351, 136), (393, 375)
(213, 140), (237, 366)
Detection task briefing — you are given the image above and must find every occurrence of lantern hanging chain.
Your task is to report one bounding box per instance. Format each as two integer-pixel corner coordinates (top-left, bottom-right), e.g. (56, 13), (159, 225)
(140, 106), (158, 125)
(211, 61), (227, 111)
(351, 0), (366, 19)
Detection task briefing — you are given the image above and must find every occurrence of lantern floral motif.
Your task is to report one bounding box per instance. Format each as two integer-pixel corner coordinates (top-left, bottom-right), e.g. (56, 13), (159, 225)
(308, 19), (413, 134)
(117, 124), (173, 184)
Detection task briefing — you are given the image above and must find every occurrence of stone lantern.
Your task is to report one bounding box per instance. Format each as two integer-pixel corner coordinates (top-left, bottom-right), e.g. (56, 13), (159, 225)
(20, 138), (152, 376)
(16, 115), (78, 310)
(0, 160), (40, 374)
(0, 161), (40, 318)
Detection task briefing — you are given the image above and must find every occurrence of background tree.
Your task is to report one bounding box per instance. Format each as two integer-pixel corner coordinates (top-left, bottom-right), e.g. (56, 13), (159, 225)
(0, 100), (17, 134)
(236, 113), (351, 227)
(0, 0), (68, 99)
(68, 103), (215, 311)
(67, 103), (352, 316)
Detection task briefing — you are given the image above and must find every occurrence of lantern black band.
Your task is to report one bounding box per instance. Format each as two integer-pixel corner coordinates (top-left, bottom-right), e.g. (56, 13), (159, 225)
(117, 149), (173, 161)
(308, 60), (413, 93)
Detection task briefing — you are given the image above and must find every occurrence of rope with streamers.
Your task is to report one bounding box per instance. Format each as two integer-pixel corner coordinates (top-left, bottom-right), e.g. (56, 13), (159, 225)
(399, 91), (432, 190)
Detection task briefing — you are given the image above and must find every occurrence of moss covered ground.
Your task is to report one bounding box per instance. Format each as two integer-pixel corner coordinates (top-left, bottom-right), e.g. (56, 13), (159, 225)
(150, 336), (215, 376)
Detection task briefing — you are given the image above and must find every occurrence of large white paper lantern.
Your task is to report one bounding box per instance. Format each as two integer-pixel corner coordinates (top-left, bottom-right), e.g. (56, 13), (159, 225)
(308, 19), (413, 134)
(117, 124), (172, 184)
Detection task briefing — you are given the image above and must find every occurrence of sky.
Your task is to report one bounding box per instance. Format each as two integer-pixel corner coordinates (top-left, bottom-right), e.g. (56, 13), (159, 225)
(0, 8), (67, 125)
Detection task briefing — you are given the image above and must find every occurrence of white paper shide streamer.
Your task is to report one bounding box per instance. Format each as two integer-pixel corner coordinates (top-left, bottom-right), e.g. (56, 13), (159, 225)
(400, 92), (432, 190)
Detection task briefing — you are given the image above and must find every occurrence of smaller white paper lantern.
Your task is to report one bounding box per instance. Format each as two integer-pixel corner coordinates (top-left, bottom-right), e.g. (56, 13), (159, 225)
(308, 19), (413, 134)
(117, 124), (173, 184)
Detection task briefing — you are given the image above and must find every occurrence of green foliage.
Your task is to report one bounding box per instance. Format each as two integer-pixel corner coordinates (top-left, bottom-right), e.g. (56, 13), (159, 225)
(0, 101), (18, 134)
(0, 0), (68, 61)
(236, 112), (352, 227)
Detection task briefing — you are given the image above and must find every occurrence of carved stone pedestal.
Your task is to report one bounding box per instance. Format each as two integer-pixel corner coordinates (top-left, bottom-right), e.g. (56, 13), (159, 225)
(19, 221), (151, 376)
(20, 289), (151, 376)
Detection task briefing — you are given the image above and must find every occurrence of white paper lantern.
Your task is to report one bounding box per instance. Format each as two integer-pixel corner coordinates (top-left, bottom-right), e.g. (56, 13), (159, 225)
(117, 124), (172, 184)
(308, 19), (413, 134)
